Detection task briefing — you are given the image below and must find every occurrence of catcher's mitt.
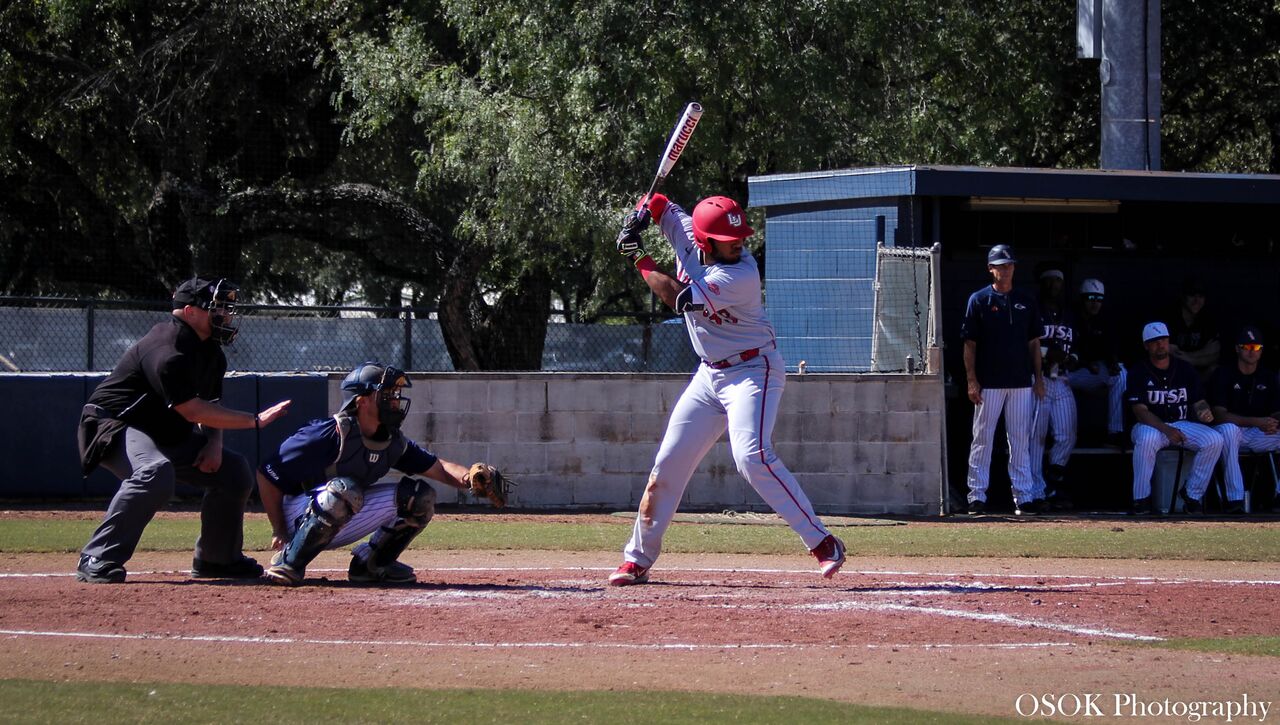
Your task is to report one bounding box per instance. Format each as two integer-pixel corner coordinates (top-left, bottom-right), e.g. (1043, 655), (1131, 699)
(466, 462), (509, 507)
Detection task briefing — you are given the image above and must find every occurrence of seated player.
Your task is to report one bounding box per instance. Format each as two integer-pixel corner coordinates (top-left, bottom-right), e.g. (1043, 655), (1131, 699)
(1210, 326), (1280, 514)
(1125, 323), (1224, 515)
(1066, 278), (1126, 447)
(258, 362), (502, 585)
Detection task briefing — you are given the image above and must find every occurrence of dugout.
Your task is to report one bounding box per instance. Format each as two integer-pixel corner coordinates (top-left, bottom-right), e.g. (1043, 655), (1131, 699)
(748, 164), (1280, 514)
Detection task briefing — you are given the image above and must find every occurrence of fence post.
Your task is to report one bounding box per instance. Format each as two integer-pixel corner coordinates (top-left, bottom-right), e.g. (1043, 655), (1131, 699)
(402, 305), (413, 372)
(85, 301), (95, 371)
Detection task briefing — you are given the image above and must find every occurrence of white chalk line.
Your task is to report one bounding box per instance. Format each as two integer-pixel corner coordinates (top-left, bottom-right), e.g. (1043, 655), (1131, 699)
(3, 566), (1278, 586)
(0, 628), (1074, 652)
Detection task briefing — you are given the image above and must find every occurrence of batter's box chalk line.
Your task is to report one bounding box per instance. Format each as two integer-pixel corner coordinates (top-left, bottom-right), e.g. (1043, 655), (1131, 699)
(609, 511), (902, 526)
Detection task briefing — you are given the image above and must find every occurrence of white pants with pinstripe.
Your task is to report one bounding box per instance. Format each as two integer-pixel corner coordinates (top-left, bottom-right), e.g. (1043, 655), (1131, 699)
(1031, 377), (1077, 498)
(622, 350), (832, 569)
(1130, 422), (1224, 501)
(1215, 423), (1280, 502)
(966, 386), (1036, 505)
(284, 479), (403, 550)
(1067, 364), (1125, 434)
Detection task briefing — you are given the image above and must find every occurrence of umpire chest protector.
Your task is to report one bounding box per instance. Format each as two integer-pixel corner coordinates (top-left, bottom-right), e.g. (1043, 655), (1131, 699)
(325, 413), (408, 486)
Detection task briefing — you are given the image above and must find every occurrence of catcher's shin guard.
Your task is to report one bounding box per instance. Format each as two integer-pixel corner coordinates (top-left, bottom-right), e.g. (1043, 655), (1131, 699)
(280, 477), (364, 573)
(365, 476), (436, 568)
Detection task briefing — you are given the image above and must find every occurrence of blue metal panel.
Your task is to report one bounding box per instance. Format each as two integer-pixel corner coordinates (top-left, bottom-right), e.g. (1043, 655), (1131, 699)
(762, 201), (896, 371)
(750, 164), (1280, 208)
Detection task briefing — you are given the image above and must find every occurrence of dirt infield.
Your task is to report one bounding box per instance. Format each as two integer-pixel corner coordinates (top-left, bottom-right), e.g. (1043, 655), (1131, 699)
(2, 546), (1280, 719)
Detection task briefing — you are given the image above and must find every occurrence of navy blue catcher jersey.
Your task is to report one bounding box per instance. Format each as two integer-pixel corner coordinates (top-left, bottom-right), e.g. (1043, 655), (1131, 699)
(1125, 358), (1205, 423)
(259, 414), (437, 496)
(1208, 365), (1280, 417)
(960, 285), (1041, 388)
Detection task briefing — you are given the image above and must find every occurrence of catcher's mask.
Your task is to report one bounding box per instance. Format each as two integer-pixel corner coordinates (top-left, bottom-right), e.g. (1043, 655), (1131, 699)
(340, 362), (412, 430)
(172, 277), (241, 345)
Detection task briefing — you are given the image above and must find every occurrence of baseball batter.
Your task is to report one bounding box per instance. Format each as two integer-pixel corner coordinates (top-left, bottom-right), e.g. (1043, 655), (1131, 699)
(1209, 326), (1280, 513)
(1125, 322), (1224, 514)
(1029, 265), (1077, 507)
(960, 245), (1045, 515)
(608, 193), (845, 586)
(258, 362), (501, 585)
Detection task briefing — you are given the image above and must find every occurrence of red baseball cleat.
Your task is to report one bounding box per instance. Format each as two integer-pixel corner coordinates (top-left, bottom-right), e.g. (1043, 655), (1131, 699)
(608, 561), (650, 586)
(811, 534), (846, 579)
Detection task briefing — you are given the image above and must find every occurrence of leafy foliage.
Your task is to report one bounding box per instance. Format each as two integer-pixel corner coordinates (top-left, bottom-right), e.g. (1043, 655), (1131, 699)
(1, 0), (1276, 365)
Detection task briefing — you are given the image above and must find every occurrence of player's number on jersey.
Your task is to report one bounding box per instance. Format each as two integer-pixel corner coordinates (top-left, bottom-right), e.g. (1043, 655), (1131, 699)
(702, 308), (739, 326)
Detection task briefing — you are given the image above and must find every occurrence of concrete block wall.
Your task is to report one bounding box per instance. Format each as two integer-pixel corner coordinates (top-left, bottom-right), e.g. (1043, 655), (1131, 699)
(378, 372), (945, 515)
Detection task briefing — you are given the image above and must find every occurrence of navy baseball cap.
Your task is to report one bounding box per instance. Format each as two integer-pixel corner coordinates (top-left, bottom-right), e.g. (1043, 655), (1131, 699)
(1237, 326), (1264, 345)
(987, 245), (1017, 266)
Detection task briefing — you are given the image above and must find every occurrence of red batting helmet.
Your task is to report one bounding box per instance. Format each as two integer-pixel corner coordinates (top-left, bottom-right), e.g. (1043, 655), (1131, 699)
(691, 196), (754, 253)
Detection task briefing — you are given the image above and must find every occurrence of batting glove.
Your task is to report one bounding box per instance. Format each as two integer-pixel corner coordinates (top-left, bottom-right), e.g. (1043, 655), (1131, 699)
(616, 209), (651, 264)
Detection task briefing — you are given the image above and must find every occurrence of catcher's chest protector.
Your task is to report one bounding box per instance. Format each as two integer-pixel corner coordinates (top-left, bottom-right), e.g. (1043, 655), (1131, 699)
(324, 413), (409, 486)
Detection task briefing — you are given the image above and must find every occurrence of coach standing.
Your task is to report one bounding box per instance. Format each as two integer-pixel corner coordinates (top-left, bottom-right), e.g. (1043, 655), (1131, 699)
(75, 277), (291, 583)
(960, 245), (1045, 515)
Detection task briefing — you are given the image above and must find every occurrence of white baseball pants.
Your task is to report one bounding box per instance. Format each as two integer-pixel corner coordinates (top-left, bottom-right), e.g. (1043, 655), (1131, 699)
(1130, 422), (1224, 500)
(1215, 423), (1280, 501)
(1031, 377), (1077, 498)
(284, 480), (403, 549)
(622, 351), (831, 569)
(1067, 364), (1125, 435)
(966, 386), (1037, 505)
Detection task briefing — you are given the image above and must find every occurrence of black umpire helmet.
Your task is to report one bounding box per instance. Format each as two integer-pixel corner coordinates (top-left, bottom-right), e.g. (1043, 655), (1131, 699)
(172, 277), (241, 345)
(341, 361), (412, 430)
(986, 245), (1017, 266)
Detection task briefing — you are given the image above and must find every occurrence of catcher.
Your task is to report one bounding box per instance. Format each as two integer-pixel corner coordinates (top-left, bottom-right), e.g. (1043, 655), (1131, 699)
(258, 361), (507, 586)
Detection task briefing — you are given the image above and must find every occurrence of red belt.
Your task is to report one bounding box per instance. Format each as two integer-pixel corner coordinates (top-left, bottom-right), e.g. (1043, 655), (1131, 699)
(706, 341), (775, 369)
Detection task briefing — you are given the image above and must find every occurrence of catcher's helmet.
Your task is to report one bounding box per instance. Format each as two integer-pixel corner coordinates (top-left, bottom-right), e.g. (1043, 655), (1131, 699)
(691, 196), (754, 254)
(340, 361), (411, 430)
(172, 277), (241, 345)
(986, 244), (1017, 266)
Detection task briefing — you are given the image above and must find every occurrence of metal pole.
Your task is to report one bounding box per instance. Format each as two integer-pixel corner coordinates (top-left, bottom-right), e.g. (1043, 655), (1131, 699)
(85, 302), (95, 371)
(402, 305), (413, 372)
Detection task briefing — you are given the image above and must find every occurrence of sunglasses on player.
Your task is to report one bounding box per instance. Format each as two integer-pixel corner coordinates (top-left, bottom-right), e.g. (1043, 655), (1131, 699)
(1240, 343), (1264, 352)
(1083, 294), (1104, 302)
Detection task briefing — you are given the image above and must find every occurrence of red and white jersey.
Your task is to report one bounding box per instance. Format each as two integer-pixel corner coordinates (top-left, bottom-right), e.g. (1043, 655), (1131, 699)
(657, 201), (776, 363)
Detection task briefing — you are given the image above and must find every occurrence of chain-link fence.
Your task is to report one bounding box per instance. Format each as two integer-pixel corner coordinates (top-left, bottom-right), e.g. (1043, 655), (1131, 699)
(0, 297), (699, 373)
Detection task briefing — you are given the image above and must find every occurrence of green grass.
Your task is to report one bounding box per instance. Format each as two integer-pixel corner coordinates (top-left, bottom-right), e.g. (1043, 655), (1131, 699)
(4, 516), (1280, 560)
(1153, 636), (1280, 658)
(0, 680), (1013, 724)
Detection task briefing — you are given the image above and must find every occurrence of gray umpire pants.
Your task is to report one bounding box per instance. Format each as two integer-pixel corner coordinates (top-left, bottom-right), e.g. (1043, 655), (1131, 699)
(81, 427), (253, 566)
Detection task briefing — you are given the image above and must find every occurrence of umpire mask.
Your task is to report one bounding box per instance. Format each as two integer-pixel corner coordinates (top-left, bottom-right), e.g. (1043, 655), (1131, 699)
(206, 279), (241, 345)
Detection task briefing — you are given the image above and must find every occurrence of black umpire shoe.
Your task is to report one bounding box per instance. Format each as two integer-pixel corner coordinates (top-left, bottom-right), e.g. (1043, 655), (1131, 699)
(191, 555), (264, 579)
(966, 499), (986, 515)
(76, 555), (126, 584)
(1178, 490), (1204, 515)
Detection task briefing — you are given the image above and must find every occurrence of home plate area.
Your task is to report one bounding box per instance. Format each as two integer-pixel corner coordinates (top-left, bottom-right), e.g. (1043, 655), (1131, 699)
(0, 559), (1277, 653)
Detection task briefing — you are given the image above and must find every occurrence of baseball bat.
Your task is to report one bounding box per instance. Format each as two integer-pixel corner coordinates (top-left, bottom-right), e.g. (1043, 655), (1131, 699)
(640, 101), (703, 208)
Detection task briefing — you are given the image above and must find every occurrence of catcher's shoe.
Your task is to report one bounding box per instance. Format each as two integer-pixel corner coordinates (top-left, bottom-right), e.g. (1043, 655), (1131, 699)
(608, 561), (650, 586)
(191, 554), (263, 579)
(264, 551), (304, 586)
(811, 534), (846, 579)
(76, 555), (126, 584)
(348, 555), (416, 584)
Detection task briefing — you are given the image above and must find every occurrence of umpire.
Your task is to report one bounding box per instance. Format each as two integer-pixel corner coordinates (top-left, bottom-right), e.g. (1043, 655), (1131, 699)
(75, 277), (292, 583)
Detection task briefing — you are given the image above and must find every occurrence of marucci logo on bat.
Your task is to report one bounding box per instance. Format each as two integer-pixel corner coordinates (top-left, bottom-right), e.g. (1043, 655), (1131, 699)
(665, 123), (696, 161)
